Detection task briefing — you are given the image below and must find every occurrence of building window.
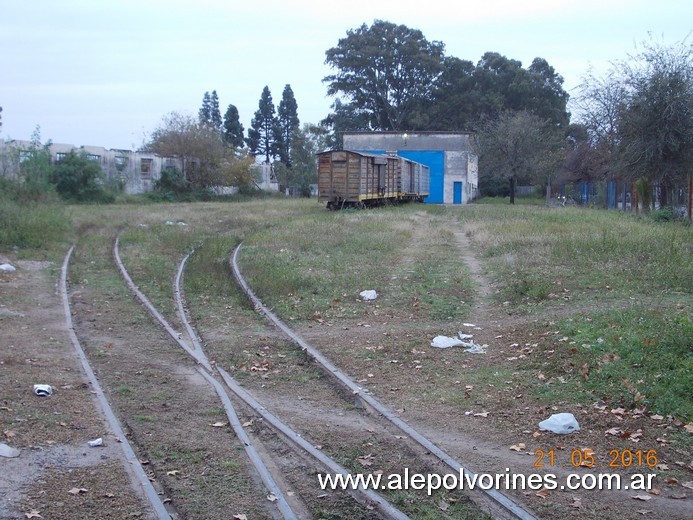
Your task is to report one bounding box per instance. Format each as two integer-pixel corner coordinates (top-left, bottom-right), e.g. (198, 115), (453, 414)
(114, 156), (128, 171)
(86, 154), (100, 162)
(19, 150), (33, 163)
(140, 158), (153, 176)
(56, 152), (67, 162)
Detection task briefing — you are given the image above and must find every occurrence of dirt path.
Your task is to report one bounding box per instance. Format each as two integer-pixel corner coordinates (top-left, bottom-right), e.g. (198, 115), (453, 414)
(0, 259), (152, 520)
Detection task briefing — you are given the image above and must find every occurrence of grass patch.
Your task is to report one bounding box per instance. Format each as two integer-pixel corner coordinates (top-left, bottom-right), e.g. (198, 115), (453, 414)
(239, 205), (475, 322)
(460, 205), (693, 306)
(116, 385), (133, 396)
(530, 306), (692, 421)
(0, 194), (71, 250)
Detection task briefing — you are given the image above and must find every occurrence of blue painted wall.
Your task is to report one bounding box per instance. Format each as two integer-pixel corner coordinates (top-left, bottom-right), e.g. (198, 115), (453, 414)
(355, 149), (445, 204)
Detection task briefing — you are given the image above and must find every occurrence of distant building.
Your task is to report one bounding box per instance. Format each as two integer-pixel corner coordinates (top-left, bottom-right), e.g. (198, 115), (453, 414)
(342, 131), (478, 204)
(0, 140), (279, 195)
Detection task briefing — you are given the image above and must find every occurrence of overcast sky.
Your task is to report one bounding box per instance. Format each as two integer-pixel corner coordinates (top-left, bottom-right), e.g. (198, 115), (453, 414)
(1, 0), (691, 150)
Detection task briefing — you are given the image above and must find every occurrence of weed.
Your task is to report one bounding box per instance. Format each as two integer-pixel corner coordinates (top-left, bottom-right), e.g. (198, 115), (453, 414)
(134, 415), (156, 422)
(116, 385), (133, 396)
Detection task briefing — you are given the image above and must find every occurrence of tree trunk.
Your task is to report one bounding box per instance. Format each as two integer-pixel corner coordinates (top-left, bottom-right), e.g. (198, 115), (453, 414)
(660, 182), (669, 208)
(509, 175), (516, 204)
(688, 173), (693, 220)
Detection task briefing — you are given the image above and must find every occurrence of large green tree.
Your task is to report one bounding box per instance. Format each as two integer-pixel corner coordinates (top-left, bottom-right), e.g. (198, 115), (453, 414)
(429, 53), (569, 131)
(276, 84), (300, 166)
(320, 98), (371, 149)
(324, 20), (445, 131)
(247, 86), (279, 163)
(223, 104), (245, 148)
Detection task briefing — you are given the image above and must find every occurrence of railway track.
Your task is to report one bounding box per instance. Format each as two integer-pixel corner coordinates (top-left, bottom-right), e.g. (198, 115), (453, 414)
(61, 229), (541, 519)
(112, 235), (409, 519)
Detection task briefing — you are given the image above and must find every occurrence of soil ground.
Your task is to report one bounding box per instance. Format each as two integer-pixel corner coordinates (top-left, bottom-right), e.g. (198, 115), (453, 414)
(0, 206), (690, 520)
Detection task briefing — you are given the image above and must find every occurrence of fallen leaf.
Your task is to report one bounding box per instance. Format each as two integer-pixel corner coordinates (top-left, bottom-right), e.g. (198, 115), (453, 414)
(358, 454), (374, 466)
(267, 494), (277, 502)
(535, 488), (551, 498)
(4, 430), (16, 439)
(242, 420), (254, 427)
(166, 470), (180, 477)
(664, 477), (678, 485)
(648, 488), (661, 496)
(650, 414), (664, 421)
(509, 443), (526, 452)
(684, 423), (693, 434)
(636, 510), (651, 515)
(656, 464), (669, 471)
(438, 500), (449, 511)
(24, 511), (42, 519)
(68, 488), (88, 495)
(682, 481), (693, 491)
(571, 496), (584, 509)
(611, 407), (627, 415)
(210, 422), (227, 428)
(606, 428), (623, 436)
(233, 515), (248, 520)
(473, 411), (490, 418)
(631, 494), (652, 501)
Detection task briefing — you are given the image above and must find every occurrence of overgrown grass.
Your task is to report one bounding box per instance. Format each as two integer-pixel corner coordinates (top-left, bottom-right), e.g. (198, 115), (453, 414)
(239, 205), (475, 322)
(461, 205), (693, 305)
(530, 307), (692, 421)
(0, 180), (72, 251)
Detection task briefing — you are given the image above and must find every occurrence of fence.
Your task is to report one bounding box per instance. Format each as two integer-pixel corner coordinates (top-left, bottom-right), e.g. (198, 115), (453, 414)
(555, 178), (692, 219)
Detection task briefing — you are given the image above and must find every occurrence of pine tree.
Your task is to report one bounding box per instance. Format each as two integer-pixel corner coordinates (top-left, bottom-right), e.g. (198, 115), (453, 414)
(209, 90), (222, 132)
(199, 90), (222, 133)
(223, 104), (245, 148)
(247, 86), (279, 163)
(199, 92), (212, 126)
(277, 84), (300, 166)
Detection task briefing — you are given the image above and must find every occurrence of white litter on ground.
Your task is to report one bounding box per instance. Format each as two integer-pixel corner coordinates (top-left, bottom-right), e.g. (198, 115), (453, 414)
(0, 263), (17, 272)
(430, 332), (487, 353)
(33, 384), (53, 397)
(538, 412), (580, 434)
(359, 290), (377, 301)
(0, 443), (20, 458)
(431, 336), (465, 348)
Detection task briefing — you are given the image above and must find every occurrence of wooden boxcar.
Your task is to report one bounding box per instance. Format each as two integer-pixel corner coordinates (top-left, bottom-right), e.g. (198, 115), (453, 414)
(318, 150), (429, 209)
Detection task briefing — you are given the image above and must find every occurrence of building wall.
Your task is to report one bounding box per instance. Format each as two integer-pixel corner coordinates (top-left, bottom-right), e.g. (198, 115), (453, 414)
(1, 140), (280, 195)
(343, 132), (478, 204)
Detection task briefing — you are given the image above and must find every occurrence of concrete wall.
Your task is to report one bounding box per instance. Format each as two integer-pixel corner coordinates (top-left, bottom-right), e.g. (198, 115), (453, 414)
(343, 132), (478, 204)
